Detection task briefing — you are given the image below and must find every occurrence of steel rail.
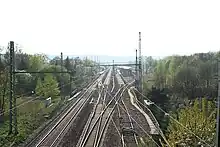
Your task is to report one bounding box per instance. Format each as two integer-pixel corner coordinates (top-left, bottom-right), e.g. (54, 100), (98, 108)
(94, 68), (113, 147)
(35, 72), (106, 147)
(95, 80), (135, 147)
(35, 88), (94, 147)
(94, 68), (112, 147)
(95, 84), (131, 147)
(115, 74), (138, 146)
(85, 69), (111, 147)
(49, 91), (94, 147)
(76, 71), (110, 147)
(121, 99), (139, 146)
(78, 85), (126, 147)
(76, 87), (104, 147)
(94, 89), (107, 147)
(26, 74), (101, 147)
(110, 74), (115, 93)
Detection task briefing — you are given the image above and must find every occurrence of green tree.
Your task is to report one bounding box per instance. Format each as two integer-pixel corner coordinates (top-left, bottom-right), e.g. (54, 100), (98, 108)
(28, 54), (46, 72)
(35, 77), (43, 97)
(64, 56), (72, 71)
(43, 74), (60, 98)
(153, 60), (166, 88)
(15, 73), (33, 95)
(174, 63), (199, 99)
(40, 65), (70, 95)
(0, 48), (8, 122)
(15, 52), (29, 70)
(35, 74), (60, 99)
(50, 56), (61, 65)
(166, 98), (216, 146)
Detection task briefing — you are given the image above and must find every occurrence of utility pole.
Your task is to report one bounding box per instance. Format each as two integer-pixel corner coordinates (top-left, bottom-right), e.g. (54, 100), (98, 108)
(138, 32), (143, 102)
(98, 57), (101, 72)
(135, 49), (138, 89)
(60, 52), (64, 100)
(113, 60), (115, 74)
(9, 41), (18, 135)
(217, 59), (220, 147)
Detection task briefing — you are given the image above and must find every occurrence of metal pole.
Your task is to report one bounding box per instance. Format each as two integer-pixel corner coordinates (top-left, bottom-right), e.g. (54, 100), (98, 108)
(9, 41), (17, 134)
(139, 32), (143, 102)
(60, 52), (64, 100)
(98, 57), (100, 72)
(13, 42), (18, 135)
(217, 59), (220, 147)
(113, 60), (114, 74)
(9, 42), (13, 134)
(135, 49), (138, 89)
(142, 60), (144, 88)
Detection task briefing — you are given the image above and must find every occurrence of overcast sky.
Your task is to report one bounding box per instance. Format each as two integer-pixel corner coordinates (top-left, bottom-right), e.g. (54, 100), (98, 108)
(0, 0), (219, 57)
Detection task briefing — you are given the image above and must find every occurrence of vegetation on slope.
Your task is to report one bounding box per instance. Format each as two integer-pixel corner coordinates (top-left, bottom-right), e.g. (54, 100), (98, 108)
(0, 44), (99, 146)
(143, 52), (218, 146)
(166, 99), (216, 146)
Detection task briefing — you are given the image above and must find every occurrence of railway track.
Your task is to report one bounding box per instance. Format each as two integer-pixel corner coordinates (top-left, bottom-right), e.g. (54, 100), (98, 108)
(119, 72), (160, 146)
(114, 72), (139, 147)
(95, 84), (132, 147)
(36, 92), (93, 147)
(77, 86), (127, 147)
(102, 69), (156, 147)
(120, 99), (139, 147)
(77, 68), (112, 147)
(30, 72), (107, 147)
(77, 68), (132, 147)
(94, 70), (111, 146)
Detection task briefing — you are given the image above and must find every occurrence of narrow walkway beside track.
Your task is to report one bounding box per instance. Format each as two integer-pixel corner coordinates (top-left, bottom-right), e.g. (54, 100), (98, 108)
(128, 88), (158, 135)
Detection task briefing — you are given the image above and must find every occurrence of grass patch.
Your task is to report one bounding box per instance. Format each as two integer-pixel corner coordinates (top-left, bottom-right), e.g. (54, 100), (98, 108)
(0, 96), (63, 147)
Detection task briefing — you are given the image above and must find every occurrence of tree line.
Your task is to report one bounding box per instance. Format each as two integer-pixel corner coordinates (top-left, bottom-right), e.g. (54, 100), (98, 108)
(0, 45), (99, 122)
(144, 52), (219, 99)
(143, 52), (219, 146)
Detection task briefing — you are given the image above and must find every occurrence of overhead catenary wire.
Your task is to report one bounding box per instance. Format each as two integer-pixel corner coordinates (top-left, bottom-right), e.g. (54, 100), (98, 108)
(129, 89), (171, 147)
(15, 73), (91, 99)
(134, 88), (212, 147)
(0, 74), (96, 116)
(104, 90), (160, 147)
(118, 71), (171, 146)
(118, 102), (160, 147)
(1, 77), (82, 116)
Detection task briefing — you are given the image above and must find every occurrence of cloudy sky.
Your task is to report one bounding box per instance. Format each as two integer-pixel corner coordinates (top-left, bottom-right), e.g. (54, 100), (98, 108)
(0, 0), (219, 57)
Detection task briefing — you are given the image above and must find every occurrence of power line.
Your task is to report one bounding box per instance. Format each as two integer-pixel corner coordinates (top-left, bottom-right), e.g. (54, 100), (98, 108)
(0, 74), (93, 117)
(134, 88), (212, 147)
(102, 84), (160, 146)
(7, 41), (99, 135)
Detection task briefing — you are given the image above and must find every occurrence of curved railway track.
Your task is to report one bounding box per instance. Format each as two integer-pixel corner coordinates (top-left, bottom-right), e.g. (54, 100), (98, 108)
(114, 73), (139, 147)
(95, 84), (131, 147)
(120, 99), (139, 147)
(77, 75), (131, 147)
(118, 72), (160, 146)
(29, 68), (158, 147)
(30, 71), (107, 147)
(77, 80), (134, 147)
(36, 92), (93, 147)
(77, 68), (113, 147)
